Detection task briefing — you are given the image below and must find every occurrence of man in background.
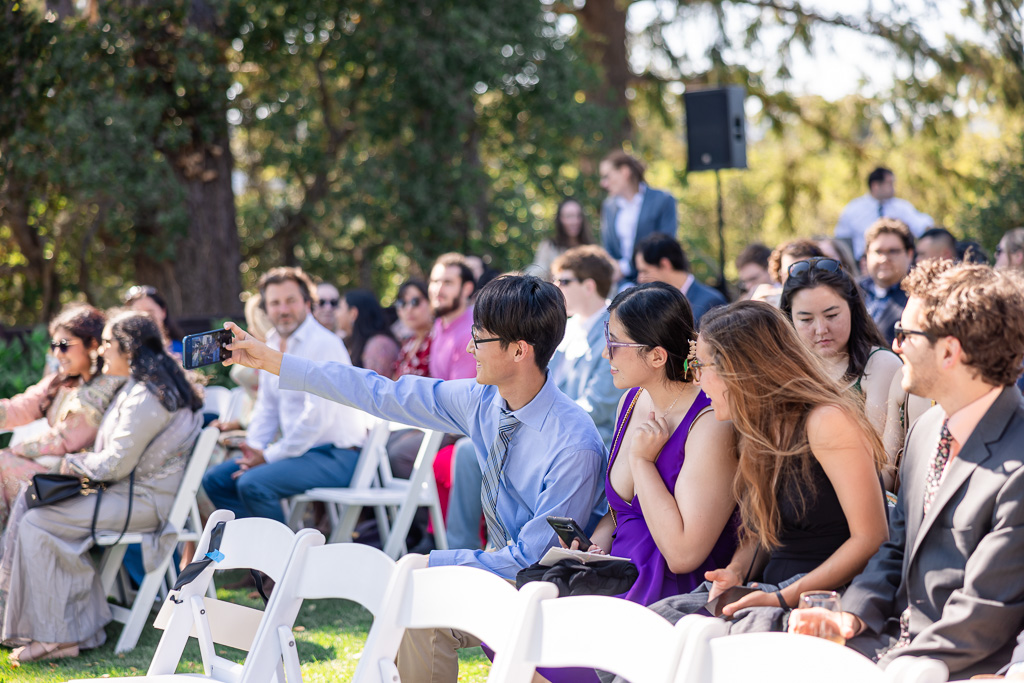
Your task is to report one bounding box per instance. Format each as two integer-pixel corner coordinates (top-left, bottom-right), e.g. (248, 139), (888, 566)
(835, 166), (932, 260)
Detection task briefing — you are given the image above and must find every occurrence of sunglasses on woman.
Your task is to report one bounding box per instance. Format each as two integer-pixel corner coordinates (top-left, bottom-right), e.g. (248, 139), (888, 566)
(396, 296), (424, 309)
(603, 321), (647, 359)
(787, 257), (841, 279)
(50, 339), (81, 353)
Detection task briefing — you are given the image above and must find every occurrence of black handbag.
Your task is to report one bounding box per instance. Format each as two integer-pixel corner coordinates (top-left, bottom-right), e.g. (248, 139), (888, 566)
(25, 471), (136, 545)
(516, 558), (639, 597)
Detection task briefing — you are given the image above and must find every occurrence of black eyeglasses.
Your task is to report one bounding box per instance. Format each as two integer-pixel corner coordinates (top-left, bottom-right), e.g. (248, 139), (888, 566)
(603, 321), (647, 359)
(893, 323), (936, 348)
(396, 296), (424, 309)
(553, 277), (579, 287)
(787, 258), (841, 279)
(471, 326), (503, 350)
(50, 339), (82, 353)
(317, 298), (340, 308)
(122, 285), (158, 304)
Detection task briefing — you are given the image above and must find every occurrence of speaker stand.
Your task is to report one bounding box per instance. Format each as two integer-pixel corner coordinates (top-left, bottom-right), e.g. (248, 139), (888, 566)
(715, 169), (727, 295)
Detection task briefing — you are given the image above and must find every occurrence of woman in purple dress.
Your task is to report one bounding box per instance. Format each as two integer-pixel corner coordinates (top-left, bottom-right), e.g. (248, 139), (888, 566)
(584, 282), (739, 605)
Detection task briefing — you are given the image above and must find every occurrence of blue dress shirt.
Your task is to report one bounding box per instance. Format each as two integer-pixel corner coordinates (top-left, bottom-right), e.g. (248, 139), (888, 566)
(279, 355), (606, 579)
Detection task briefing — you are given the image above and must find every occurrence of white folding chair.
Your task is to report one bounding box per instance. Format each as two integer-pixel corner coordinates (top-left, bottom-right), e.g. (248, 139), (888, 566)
(497, 599), (725, 683)
(96, 426), (219, 653)
(202, 385), (233, 418)
(258, 543), (426, 683)
(684, 631), (948, 683)
(221, 386), (249, 424)
(294, 422), (448, 558)
(69, 510), (325, 683)
(360, 564), (558, 683)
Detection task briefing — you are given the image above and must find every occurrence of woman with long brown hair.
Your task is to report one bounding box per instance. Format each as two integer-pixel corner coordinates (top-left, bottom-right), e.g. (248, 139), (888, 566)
(638, 300), (888, 632)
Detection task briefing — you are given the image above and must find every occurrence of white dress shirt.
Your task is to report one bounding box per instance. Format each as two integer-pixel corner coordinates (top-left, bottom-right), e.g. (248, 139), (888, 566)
(246, 315), (367, 462)
(835, 193), (933, 259)
(614, 184), (647, 274)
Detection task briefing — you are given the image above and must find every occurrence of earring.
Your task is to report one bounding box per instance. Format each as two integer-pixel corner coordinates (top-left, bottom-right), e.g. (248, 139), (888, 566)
(683, 339), (697, 375)
(89, 351), (99, 375)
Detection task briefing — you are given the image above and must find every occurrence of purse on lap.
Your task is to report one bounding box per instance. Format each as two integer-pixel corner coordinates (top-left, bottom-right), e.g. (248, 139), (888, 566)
(25, 471), (136, 545)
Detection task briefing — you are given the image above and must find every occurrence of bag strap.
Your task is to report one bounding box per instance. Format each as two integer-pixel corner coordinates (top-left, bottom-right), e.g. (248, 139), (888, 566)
(170, 520), (270, 606)
(91, 469), (135, 546)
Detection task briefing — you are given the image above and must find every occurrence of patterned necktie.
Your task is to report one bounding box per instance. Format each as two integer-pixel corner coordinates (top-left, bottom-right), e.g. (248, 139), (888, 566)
(481, 409), (521, 549)
(923, 420), (953, 515)
(894, 419), (954, 650)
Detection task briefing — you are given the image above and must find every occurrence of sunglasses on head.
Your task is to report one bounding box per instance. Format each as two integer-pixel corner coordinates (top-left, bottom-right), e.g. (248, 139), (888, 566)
(396, 296), (423, 309)
(50, 339), (81, 353)
(122, 285), (158, 304)
(787, 257), (841, 279)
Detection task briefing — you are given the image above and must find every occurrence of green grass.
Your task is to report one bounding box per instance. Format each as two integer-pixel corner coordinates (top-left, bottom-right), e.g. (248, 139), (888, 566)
(0, 571), (492, 682)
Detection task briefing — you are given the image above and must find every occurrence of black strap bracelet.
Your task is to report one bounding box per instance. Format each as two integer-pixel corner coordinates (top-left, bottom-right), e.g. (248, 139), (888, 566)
(775, 591), (789, 609)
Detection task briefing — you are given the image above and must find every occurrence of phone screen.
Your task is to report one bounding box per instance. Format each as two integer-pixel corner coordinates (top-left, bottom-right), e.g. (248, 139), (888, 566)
(699, 586), (760, 618)
(183, 329), (233, 370)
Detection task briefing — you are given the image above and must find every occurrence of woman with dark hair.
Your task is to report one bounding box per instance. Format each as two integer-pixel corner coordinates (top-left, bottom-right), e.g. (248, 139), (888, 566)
(780, 258), (903, 485)
(582, 282), (737, 605)
(392, 280), (434, 379)
(123, 285), (185, 358)
(336, 289), (400, 378)
(634, 301), (888, 638)
(0, 311), (203, 663)
(0, 305), (126, 526)
(527, 198), (595, 280)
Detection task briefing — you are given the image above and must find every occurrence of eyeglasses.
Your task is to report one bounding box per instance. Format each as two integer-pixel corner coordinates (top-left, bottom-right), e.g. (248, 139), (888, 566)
(396, 296), (423, 309)
(471, 326), (503, 350)
(50, 339), (82, 353)
(689, 357), (718, 383)
(603, 321), (647, 359)
(893, 323), (936, 348)
(787, 258), (841, 279)
(995, 246), (1004, 256)
(554, 277), (579, 287)
(317, 298), (340, 308)
(122, 285), (158, 304)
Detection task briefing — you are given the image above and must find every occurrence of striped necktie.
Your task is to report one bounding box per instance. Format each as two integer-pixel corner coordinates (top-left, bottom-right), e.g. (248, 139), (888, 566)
(481, 409), (520, 549)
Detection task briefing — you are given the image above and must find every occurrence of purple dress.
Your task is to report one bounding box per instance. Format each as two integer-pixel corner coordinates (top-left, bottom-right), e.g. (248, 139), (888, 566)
(607, 386), (738, 606)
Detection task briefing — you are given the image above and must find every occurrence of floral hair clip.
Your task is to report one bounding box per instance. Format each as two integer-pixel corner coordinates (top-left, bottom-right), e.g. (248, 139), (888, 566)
(684, 338), (697, 374)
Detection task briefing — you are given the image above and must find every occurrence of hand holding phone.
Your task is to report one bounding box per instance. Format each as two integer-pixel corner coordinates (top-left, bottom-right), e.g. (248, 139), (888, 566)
(547, 516), (592, 551)
(183, 329), (233, 370)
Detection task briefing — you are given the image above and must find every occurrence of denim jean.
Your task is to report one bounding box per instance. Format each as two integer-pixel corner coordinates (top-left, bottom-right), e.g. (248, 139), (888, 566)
(201, 443), (360, 524)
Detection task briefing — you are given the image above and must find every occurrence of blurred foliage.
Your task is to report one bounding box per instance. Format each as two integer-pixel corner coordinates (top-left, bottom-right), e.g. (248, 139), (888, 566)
(0, 327), (50, 401)
(2, 0), (1024, 325)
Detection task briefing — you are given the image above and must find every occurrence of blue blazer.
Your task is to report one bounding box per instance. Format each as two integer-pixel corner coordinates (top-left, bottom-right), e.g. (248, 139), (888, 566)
(601, 186), (678, 281)
(550, 309), (626, 453)
(686, 280), (728, 328)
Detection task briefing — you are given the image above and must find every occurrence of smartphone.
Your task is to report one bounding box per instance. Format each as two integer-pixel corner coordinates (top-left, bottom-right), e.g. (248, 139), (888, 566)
(182, 329), (233, 370)
(547, 516), (592, 550)
(698, 585), (760, 618)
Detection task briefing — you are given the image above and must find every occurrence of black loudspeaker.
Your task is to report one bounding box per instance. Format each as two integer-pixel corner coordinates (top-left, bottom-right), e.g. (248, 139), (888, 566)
(684, 86), (747, 172)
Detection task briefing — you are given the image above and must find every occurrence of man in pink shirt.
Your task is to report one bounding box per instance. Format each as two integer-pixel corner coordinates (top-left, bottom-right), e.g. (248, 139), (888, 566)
(790, 260), (1024, 678)
(427, 253), (477, 381)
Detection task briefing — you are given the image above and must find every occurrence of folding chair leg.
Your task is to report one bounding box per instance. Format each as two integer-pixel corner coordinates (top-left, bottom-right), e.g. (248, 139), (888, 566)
(328, 504), (362, 544)
(99, 545), (130, 597)
(113, 563), (169, 653)
(382, 496), (420, 559)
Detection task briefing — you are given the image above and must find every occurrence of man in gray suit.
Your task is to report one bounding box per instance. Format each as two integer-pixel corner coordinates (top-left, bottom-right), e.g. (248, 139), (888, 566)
(789, 260), (1024, 678)
(599, 150), (677, 284)
(634, 233), (727, 328)
(550, 245), (626, 451)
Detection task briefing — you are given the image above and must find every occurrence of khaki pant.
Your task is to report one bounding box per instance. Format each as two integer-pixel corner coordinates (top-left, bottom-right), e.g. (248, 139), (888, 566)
(396, 627), (483, 683)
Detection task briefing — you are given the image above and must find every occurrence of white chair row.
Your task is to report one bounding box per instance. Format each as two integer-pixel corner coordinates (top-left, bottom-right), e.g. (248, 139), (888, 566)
(287, 419), (448, 559)
(69, 511), (951, 683)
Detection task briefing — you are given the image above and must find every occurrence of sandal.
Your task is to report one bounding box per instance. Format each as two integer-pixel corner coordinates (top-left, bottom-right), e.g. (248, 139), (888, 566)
(8, 640), (79, 664)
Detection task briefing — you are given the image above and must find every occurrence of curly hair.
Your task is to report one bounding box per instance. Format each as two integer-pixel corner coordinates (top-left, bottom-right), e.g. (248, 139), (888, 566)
(902, 259), (1024, 387)
(699, 301), (885, 549)
(107, 311), (202, 413)
(768, 239), (825, 283)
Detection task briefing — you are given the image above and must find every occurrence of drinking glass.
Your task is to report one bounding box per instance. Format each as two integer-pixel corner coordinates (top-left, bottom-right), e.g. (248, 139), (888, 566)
(797, 590), (845, 645)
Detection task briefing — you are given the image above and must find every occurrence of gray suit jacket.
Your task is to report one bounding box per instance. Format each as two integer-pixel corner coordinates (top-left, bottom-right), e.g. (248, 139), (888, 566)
(601, 187), (677, 281)
(550, 309), (626, 452)
(843, 386), (1024, 677)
